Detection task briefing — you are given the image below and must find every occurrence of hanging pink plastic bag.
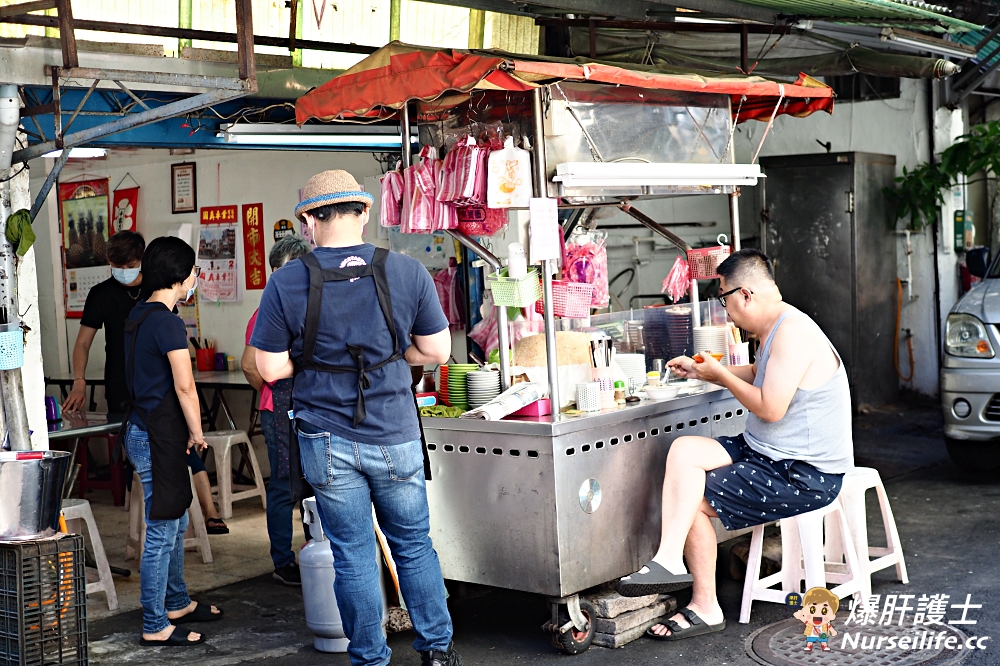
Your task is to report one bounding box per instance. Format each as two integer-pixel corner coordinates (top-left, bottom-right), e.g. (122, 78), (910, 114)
(379, 162), (403, 227)
(400, 163), (417, 232)
(469, 299), (499, 354)
(662, 255), (691, 303)
(408, 145), (441, 233)
(563, 228), (609, 308)
(487, 136), (532, 209)
(438, 136), (482, 205)
(433, 262), (464, 330)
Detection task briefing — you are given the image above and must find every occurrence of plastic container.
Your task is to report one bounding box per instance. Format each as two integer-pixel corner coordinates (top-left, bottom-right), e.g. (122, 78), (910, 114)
(486, 267), (542, 308)
(729, 342), (750, 366)
(507, 398), (551, 417)
(195, 348), (215, 372)
(576, 382), (601, 412)
(299, 498), (388, 653)
(0, 323), (23, 371)
(0, 535), (88, 666)
(214, 352), (227, 371)
(507, 243), (528, 279)
(534, 280), (594, 318)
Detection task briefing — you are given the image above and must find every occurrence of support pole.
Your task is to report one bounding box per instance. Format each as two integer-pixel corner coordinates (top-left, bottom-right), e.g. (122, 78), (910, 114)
(399, 102), (411, 168)
(447, 230), (511, 391)
(729, 190), (741, 251)
(0, 84), (29, 450)
(532, 87), (560, 416)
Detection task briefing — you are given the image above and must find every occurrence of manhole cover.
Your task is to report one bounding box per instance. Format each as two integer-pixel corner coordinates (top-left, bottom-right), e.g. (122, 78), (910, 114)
(746, 618), (972, 666)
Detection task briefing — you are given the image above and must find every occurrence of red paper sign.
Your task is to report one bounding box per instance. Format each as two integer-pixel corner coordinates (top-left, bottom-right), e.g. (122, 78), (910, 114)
(242, 203), (266, 290)
(200, 205), (238, 224)
(111, 187), (138, 233)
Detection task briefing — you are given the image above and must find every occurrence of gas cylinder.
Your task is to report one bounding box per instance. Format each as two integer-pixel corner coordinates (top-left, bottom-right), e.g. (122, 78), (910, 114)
(299, 497), (390, 653)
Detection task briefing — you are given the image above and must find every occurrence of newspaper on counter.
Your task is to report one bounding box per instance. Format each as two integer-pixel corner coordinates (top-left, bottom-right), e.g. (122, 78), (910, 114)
(460, 382), (545, 421)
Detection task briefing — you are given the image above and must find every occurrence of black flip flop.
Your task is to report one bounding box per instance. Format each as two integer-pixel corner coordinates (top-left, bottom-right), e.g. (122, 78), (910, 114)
(645, 607), (726, 642)
(170, 602), (223, 623)
(139, 626), (205, 647)
(615, 561), (693, 597)
(205, 518), (229, 535)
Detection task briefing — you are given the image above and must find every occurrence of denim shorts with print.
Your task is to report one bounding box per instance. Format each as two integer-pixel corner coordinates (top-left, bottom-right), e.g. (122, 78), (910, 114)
(706, 434), (844, 531)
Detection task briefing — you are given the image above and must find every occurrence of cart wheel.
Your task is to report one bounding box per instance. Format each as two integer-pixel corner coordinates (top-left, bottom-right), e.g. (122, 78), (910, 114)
(554, 599), (595, 655)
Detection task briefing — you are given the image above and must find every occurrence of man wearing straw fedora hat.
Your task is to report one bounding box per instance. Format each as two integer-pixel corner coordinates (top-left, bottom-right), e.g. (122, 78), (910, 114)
(251, 170), (459, 666)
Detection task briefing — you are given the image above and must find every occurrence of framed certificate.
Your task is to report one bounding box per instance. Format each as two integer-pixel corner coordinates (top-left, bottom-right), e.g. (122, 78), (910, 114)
(171, 162), (197, 213)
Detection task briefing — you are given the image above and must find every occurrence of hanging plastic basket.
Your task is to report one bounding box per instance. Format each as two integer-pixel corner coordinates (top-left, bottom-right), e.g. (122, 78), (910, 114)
(687, 234), (732, 280)
(486, 267), (542, 308)
(534, 280), (595, 318)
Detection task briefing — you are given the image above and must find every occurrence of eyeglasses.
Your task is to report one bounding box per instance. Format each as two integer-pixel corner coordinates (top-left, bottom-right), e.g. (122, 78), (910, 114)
(192, 266), (202, 277)
(719, 286), (753, 307)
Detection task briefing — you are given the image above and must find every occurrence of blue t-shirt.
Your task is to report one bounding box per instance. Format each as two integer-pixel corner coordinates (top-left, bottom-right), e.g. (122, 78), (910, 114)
(250, 244), (448, 445)
(125, 301), (189, 429)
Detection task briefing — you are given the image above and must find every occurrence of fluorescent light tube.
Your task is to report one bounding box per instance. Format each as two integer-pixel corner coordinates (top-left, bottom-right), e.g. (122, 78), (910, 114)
(42, 148), (107, 159)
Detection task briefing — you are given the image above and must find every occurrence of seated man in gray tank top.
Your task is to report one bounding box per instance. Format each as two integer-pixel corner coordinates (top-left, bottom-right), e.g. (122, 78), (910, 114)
(616, 248), (854, 644)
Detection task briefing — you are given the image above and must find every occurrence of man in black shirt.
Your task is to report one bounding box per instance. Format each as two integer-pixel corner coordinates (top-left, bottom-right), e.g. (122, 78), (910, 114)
(63, 231), (145, 416)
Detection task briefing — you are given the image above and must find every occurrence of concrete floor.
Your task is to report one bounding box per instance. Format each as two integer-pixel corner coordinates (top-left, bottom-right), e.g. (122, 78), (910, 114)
(84, 487), (305, 622)
(88, 397), (1000, 665)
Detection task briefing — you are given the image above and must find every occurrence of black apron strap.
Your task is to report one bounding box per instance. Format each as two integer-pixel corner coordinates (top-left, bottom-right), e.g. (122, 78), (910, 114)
(371, 248), (400, 357)
(300, 252), (325, 367)
(114, 307), (157, 463)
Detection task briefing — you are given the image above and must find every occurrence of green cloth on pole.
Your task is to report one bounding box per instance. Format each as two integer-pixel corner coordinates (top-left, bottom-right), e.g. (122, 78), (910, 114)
(6, 209), (35, 256)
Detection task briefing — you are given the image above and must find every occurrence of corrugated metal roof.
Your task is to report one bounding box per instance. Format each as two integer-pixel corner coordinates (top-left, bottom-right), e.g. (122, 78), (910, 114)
(956, 28), (1000, 68)
(0, 0), (540, 68)
(732, 0), (982, 32)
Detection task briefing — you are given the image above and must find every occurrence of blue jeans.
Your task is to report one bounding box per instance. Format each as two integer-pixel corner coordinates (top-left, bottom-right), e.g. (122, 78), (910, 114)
(261, 409), (295, 569)
(297, 420), (452, 666)
(124, 423), (192, 634)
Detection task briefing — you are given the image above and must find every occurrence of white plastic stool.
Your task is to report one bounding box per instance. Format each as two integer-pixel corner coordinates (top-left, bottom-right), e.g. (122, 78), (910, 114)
(61, 498), (118, 611)
(203, 430), (267, 520)
(836, 466), (908, 585)
(126, 471), (213, 568)
(739, 497), (866, 624)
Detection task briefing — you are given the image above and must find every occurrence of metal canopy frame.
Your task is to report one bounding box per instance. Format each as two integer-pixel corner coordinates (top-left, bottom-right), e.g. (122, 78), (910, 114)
(3, 0), (260, 218)
(396, 83), (747, 417)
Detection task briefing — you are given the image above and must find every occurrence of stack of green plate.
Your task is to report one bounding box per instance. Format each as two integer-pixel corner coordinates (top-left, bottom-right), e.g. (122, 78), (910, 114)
(447, 364), (478, 410)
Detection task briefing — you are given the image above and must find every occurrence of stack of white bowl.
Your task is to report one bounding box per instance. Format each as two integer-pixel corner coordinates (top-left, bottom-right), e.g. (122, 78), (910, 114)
(615, 353), (648, 388)
(467, 370), (501, 409)
(692, 326), (730, 365)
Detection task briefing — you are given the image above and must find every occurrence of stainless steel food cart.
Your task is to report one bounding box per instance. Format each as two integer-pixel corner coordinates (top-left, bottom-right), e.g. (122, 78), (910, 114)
(423, 387), (747, 651)
(294, 45), (833, 653)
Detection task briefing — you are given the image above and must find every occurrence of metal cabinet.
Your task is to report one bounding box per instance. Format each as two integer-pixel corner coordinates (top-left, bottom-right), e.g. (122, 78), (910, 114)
(759, 152), (898, 410)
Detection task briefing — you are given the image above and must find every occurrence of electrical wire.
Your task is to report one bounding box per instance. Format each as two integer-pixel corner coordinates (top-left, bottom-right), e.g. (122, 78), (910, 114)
(894, 277), (914, 382)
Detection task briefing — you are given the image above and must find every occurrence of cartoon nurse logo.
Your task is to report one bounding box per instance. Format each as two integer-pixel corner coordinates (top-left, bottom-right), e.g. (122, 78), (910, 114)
(791, 588), (839, 652)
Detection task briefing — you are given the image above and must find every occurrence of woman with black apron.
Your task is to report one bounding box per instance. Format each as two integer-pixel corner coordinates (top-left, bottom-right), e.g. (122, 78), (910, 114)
(123, 236), (223, 647)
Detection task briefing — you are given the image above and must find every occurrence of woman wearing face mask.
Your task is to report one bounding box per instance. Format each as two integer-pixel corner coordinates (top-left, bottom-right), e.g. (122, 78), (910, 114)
(123, 236), (223, 647)
(64, 230), (145, 416)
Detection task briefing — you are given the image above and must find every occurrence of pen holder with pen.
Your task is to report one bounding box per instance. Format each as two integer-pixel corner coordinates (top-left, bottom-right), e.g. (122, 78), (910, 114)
(591, 367), (616, 409)
(196, 348), (216, 372)
(729, 342), (750, 366)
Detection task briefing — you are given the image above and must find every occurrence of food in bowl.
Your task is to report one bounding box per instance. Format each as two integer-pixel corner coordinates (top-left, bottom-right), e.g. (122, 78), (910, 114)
(645, 385), (680, 401)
